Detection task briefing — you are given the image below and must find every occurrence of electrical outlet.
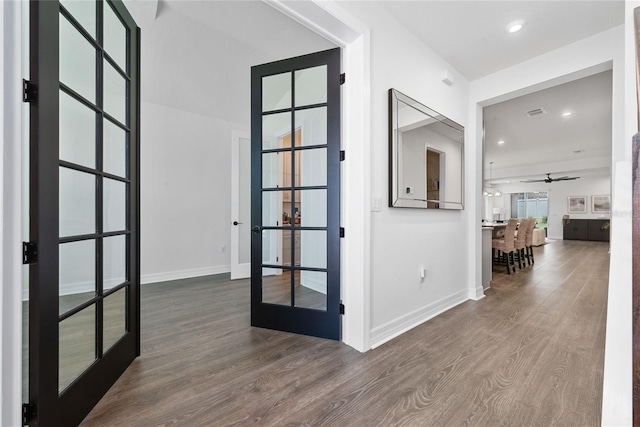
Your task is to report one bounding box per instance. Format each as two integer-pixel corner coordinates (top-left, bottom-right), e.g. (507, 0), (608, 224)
(220, 245), (226, 253)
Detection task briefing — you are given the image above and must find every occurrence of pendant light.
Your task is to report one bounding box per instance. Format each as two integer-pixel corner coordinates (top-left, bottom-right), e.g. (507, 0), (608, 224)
(484, 162), (494, 197)
(484, 161), (502, 197)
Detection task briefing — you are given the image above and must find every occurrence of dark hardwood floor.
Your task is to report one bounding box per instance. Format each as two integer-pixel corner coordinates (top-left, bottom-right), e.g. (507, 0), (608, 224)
(81, 239), (609, 426)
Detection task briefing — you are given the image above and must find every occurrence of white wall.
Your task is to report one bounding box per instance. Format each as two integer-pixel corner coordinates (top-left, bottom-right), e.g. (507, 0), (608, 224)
(339, 2), (471, 347)
(139, 101), (239, 282)
(490, 174), (611, 239)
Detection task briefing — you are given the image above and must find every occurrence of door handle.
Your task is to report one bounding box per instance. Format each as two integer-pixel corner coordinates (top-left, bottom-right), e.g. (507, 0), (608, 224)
(233, 221), (243, 226)
(252, 226), (262, 234)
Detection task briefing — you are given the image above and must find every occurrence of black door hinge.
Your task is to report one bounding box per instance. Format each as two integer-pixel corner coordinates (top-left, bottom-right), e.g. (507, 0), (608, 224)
(339, 227), (345, 238)
(340, 150), (345, 161)
(339, 303), (345, 314)
(23, 403), (36, 425)
(23, 79), (37, 103)
(340, 73), (345, 85)
(23, 242), (37, 265)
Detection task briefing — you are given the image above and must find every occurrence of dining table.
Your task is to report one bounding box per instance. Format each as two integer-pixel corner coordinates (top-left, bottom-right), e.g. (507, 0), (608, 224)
(483, 221), (507, 239)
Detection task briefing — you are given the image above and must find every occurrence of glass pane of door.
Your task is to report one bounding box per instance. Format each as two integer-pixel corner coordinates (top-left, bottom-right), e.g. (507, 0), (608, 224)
(59, 167), (96, 237)
(59, 13), (96, 103)
(60, 0), (96, 37)
(103, 287), (127, 352)
(103, 119), (127, 177)
(103, 2), (127, 70)
(59, 239), (96, 315)
(59, 306), (96, 392)
(103, 59), (127, 124)
(59, 91), (96, 168)
(262, 268), (292, 306)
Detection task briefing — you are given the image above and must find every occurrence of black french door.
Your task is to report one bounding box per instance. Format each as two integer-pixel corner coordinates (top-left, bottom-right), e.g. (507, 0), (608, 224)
(250, 48), (341, 340)
(27, 1), (140, 425)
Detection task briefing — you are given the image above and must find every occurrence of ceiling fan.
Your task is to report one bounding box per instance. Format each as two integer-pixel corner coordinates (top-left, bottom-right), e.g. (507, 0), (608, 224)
(521, 173), (580, 183)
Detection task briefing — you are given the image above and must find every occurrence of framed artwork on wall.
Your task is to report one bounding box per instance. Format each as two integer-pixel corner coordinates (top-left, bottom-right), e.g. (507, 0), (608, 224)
(567, 196), (587, 214)
(592, 195), (611, 213)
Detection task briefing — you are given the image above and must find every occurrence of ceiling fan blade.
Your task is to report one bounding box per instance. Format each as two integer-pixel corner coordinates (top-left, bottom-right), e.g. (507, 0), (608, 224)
(520, 179), (546, 183)
(554, 177), (580, 181)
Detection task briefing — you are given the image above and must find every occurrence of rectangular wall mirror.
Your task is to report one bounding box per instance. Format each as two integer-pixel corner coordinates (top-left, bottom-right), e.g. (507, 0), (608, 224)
(389, 88), (464, 209)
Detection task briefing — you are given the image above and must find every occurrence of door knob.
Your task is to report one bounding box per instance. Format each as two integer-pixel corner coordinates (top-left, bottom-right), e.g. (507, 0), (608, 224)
(233, 221), (243, 226)
(252, 226), (262, 234)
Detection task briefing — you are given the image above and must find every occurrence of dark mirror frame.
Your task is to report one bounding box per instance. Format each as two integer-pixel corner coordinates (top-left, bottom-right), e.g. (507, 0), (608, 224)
(388, 88), (464, 209)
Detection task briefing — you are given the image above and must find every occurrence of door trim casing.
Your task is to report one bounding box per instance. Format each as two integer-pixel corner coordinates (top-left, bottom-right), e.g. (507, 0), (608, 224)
(0, 1), (26, 425)
(263, 0), (372, 352)
(230, 130), (251, 280)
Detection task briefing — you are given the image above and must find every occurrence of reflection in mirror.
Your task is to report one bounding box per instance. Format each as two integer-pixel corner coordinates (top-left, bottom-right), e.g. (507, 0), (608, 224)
(389, 89), (464, 209)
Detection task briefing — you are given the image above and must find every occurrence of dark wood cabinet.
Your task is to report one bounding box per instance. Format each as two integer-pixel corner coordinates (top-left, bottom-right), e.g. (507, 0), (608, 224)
(563, 219), (610, 242)
(563, 219), (589, 240)
(587, 219), (610, 241)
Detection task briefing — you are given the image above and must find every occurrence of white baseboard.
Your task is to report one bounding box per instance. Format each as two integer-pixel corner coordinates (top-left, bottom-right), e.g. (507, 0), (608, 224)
(21, 266), (232, 301)
(141, 265), (230, 285)
(469, 285), (485, 301)
(370, 289), (469, 349)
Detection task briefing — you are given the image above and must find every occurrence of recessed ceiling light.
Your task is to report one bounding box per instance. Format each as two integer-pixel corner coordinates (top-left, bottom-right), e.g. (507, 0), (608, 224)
(506, 20), (524, 33)
(562, 111), (573, 117)
(497, 140), (505, 145)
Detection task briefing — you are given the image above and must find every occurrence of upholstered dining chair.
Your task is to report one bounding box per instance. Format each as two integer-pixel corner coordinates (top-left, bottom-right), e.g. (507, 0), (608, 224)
(513, 218), (530, 269)
(492, 218), (518, 274)
(523, 218), (537, 266)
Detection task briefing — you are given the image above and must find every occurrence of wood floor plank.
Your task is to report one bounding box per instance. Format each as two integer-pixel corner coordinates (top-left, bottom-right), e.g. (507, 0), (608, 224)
(80, 239), (608, 426)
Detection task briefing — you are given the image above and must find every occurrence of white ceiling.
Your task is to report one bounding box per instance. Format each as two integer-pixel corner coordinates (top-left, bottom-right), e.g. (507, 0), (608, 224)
(378, 1), (624, 81)
(483, 70), (612, 179)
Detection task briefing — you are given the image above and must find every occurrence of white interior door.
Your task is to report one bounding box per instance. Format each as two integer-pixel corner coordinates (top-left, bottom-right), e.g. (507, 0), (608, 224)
(230, 130), (251, 279)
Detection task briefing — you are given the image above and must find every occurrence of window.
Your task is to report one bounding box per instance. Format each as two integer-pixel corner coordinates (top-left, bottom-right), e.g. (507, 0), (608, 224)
(511, 192), (548, 228)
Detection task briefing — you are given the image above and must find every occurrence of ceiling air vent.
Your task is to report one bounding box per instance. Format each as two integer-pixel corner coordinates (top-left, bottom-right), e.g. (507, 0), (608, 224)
(526, 108), (546, 117)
